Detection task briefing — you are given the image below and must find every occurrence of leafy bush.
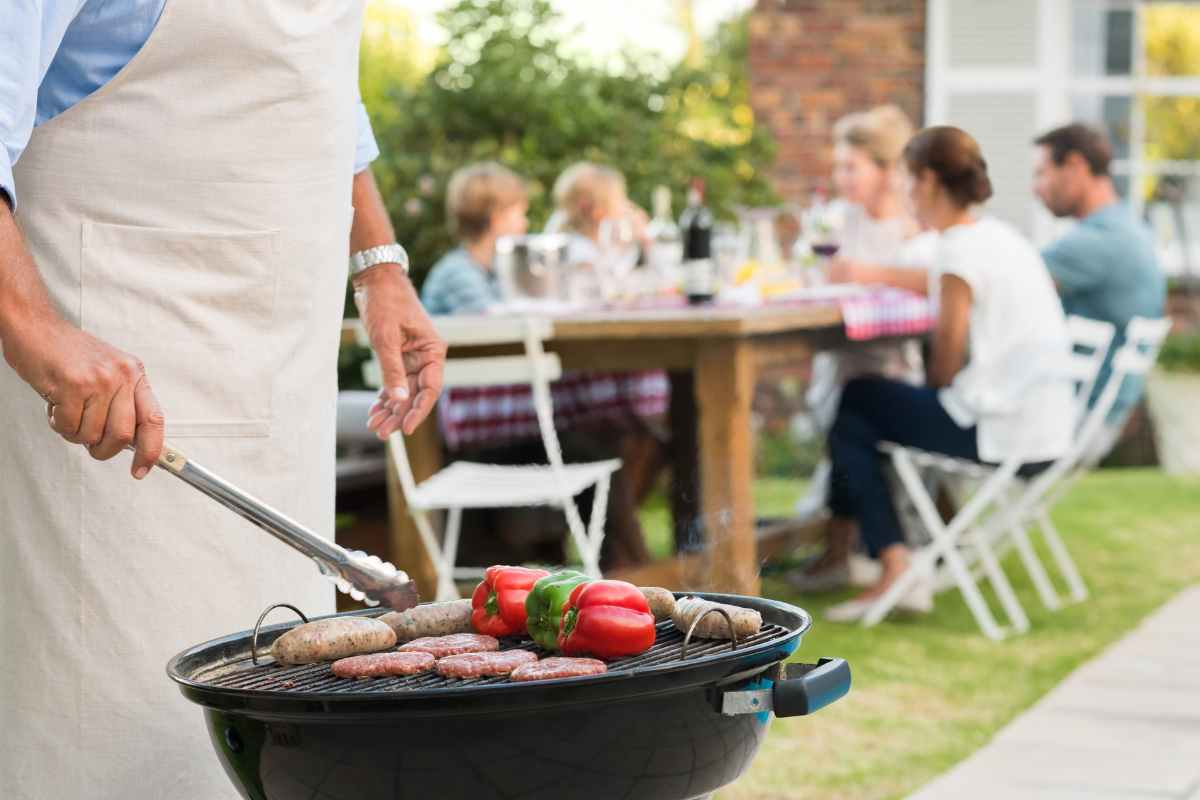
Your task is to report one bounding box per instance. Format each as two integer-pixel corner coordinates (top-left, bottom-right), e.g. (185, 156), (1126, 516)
(360, 0), (778, 285)
(1158, 331), (1200, 373)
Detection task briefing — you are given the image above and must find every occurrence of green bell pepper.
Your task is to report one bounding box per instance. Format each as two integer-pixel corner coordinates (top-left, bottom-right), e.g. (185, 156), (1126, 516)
(525, 570), (592, 651)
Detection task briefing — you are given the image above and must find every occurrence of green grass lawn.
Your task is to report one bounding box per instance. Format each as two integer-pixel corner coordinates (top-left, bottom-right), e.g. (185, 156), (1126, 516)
(635, 469), (1200, 800)
(639, 477), (806, 560)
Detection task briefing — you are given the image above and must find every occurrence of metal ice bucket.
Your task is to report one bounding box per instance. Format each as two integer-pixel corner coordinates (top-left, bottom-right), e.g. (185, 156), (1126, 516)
(494, 234), (572, 301)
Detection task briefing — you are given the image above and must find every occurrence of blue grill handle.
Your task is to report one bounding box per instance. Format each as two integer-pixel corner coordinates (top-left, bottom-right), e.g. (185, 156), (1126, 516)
(772, 657), (851, 717)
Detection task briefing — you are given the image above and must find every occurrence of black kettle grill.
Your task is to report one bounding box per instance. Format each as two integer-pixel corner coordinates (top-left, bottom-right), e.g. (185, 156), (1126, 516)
(167, 592), (850, 800)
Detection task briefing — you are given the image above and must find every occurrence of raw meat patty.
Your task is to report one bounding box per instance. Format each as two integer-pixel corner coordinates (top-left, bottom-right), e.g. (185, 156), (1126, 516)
(399, 633), (500, 658)
(510, 657), (608, 682)
(435, 649), (538, 679)
(330, 651), (435, 679)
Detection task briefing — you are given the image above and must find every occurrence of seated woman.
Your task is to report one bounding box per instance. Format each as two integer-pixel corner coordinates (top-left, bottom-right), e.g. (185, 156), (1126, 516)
(420, 162), (651, 570)
(823, 126), (1074, 622)
(792, 105), (938, 590)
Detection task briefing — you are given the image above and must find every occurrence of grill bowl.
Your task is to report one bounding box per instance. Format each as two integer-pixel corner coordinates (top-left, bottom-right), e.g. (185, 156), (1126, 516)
(167, 593), (841, 800)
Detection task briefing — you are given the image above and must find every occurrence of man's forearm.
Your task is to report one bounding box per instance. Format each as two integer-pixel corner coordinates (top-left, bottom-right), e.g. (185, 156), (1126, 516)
(0, 203), (58, 346)
(350, 168), (397, 254)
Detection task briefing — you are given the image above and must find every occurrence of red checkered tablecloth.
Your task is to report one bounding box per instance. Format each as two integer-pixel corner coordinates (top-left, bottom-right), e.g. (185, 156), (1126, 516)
(833, 287), (935, 341)
(440, 369), (670, 452)
(438, 287), (933, 451)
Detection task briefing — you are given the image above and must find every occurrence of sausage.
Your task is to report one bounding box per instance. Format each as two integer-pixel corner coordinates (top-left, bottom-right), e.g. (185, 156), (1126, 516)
(378, 599), (473, 642)
(639, 587), (676, 621)
(271, 617), (397, 665)
(330, 651), (435, 679)
(671, 596), (762, 642)
(398, 633), (500, 658)
(435, 650), (538, 679)
(510, 657), (608, 682)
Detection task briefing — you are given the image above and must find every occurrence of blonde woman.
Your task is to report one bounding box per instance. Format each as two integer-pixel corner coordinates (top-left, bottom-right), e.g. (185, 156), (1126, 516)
(792, 105), (937, 592)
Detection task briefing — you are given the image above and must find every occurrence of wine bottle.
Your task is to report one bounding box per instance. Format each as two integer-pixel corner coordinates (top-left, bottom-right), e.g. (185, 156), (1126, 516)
(646, 185), (683, 277)
(678, 179), (714, 305)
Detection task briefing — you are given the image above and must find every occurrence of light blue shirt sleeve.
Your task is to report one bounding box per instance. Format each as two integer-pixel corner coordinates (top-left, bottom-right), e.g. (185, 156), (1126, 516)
(421, 249), (500, 315)
(354, 95), (380, 174)
(0, 1), (88, 208)
(1041, 228), (1106, 296)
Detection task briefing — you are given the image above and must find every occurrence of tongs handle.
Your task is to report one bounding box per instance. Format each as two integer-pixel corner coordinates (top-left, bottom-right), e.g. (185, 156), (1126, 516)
(149, 441), (419, 611)
(155, 443), (342, 565)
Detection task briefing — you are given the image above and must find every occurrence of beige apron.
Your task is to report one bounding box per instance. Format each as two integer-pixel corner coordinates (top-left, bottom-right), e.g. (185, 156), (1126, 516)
(1, 2), (365, 797)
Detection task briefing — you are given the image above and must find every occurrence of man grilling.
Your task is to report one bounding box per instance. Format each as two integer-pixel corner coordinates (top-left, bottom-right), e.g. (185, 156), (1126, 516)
(0, 3), (445, 798)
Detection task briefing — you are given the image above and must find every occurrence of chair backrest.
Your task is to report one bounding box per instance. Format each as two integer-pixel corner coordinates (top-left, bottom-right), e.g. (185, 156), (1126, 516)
(1063, 316), (1116, 429)
(1075, 316), (1169, 453)
(372, 315), (572, 500)
(1000, 317), (1171, 523)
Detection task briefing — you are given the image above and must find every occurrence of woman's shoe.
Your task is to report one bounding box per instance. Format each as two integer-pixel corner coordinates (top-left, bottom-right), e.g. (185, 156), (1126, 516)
(824, 574), (933, 623)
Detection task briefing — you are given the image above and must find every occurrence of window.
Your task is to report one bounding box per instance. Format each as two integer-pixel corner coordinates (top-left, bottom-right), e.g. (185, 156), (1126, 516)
(927, 0), (1200, 276)
(1070, 1), (1200, 277)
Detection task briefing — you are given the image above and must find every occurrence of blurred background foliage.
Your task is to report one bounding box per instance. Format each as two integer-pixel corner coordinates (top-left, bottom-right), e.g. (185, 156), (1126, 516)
(357, 0), (778, 287)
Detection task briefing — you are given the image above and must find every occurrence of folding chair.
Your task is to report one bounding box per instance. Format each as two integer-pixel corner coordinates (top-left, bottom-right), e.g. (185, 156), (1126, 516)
(868, 317), (1170, 638)
(992, 316), (1172, 608)
(361, 316), (621, 601)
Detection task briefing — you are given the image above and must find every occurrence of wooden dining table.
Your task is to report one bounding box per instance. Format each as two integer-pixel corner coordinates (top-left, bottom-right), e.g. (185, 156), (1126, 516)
(367, 300), (888, 600)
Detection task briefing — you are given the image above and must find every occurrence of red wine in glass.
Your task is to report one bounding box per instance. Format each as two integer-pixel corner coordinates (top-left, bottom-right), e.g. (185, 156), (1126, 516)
(812, 242), (840, 258)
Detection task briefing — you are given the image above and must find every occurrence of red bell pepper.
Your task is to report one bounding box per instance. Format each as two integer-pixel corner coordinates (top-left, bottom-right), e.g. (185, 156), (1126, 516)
(471, 565), (550, 638)
(557, 579), (656, 660)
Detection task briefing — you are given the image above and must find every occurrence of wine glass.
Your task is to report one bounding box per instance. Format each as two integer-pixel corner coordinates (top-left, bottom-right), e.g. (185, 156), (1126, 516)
(597, 215), (640, 303)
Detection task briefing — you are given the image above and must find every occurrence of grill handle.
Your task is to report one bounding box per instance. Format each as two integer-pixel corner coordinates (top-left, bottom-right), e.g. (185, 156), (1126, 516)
(721, 657), (851, 718)
(772, 658), (851, 717)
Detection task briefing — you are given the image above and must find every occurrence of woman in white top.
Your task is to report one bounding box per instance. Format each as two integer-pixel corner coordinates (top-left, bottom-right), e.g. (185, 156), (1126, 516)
(824, 126), (1074, 622)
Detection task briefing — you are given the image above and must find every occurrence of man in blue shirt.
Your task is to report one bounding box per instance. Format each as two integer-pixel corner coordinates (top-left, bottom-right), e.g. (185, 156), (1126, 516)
(1033, 123), (1167, 423)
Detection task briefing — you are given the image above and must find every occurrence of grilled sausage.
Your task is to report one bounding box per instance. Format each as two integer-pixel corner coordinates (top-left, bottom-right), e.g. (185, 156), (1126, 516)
(639, 587), (676, 621)
(379, 599), (473, 642)
(331, 651), (435, 679)
(435, 650), (538, 679)
(510, 657), (608, 682)
(271, 617), (397, 665)
(399, 633), (500, 658)
(671, 596), (762, 642)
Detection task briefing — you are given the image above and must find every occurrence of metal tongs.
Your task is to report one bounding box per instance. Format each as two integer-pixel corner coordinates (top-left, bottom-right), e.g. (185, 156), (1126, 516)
(152, 442), (420, 611)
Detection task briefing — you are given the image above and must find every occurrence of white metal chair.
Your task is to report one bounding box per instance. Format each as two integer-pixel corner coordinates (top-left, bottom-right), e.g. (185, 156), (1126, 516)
(360, 316), (620, 601)
(990, 316), (1172, 603)
(868, 317), (1170, 638)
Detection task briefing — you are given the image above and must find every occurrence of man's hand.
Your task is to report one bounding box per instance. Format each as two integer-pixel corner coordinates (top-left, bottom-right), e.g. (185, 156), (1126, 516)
(353, 265), (446, 439)
(2, 318), (165, 477)
(0, 204), (163, 478)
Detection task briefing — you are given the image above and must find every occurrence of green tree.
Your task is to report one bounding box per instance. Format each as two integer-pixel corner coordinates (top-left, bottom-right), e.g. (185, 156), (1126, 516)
(361, 0), (777, 283)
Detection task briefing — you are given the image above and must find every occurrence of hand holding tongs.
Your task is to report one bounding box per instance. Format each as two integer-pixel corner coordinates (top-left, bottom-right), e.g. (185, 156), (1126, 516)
(151, 442), (419, 611)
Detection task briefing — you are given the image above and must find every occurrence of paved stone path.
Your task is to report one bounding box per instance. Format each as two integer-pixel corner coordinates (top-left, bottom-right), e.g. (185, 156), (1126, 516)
(911, 585), (1200, 799)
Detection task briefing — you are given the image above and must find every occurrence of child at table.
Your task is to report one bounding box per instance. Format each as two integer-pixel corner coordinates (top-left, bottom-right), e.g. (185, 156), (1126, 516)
(420, 162), (652, 571)
(422, 162), (528, 315)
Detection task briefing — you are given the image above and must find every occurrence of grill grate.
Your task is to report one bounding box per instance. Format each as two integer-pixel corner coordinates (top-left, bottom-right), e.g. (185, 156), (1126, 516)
(199, 620), (792, 696)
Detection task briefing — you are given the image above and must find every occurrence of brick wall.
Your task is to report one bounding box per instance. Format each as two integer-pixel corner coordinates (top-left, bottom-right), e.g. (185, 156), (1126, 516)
(748, 0), (927, 202)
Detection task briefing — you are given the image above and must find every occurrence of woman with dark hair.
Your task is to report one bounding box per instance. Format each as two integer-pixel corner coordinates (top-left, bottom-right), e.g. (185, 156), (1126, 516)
(824, 126), (1074, 622)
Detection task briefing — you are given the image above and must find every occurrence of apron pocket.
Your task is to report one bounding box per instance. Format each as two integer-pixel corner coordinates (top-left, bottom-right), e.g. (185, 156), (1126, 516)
(81, 220), (281, 438)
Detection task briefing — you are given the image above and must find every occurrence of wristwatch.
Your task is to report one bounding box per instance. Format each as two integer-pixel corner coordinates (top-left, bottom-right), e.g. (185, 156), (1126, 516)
(351, 243), (409, 279)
